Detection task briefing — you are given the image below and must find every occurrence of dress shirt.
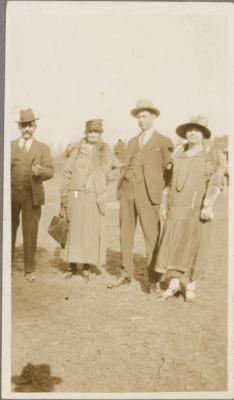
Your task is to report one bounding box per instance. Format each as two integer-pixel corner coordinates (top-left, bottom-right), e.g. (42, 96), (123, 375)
(18, 137), (33, 152)
(138, 128), (154, 148)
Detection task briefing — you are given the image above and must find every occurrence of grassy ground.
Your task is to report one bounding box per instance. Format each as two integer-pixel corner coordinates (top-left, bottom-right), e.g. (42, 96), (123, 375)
(11, 172), (228, 393)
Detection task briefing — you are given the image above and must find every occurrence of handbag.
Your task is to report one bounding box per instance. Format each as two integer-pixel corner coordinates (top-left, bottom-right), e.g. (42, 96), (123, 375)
(48, 207), (69, 248)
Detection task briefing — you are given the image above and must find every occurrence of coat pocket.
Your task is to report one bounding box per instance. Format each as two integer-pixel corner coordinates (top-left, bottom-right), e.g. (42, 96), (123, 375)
(31, 181), (45, 206)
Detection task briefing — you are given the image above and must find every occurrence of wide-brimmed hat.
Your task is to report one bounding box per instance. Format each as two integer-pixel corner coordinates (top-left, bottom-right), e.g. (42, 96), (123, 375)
(16, 108), (39, 124)
(85, 119), (103, 134)
(130, 99), (160, 117)
(176, 116), (211, 139)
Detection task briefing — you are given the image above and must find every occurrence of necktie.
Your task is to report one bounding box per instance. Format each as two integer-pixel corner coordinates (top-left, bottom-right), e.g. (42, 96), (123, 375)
(21, 139), (27, 152)
(139, 133), (145, 149)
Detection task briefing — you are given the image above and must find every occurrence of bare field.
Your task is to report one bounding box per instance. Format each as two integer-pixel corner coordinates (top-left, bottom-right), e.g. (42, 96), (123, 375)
(11, 171), (228, 393)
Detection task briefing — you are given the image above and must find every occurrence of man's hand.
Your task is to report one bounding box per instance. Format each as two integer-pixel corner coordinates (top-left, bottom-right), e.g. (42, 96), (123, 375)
(32, 164), (44, 176)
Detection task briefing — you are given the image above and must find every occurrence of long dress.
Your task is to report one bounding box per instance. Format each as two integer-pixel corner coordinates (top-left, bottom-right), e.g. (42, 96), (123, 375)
(154, 146), (223, 282)
(60, 140), (111, 265)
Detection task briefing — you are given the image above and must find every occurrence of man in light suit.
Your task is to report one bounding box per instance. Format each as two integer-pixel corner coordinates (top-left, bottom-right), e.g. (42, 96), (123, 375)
(11, 108), (54, 281)
(107, 99), (173, 290)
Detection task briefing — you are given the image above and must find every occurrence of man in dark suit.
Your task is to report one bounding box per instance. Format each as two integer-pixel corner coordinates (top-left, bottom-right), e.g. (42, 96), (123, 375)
(11, 108), (54, 281)
(107, 99), (173, 290)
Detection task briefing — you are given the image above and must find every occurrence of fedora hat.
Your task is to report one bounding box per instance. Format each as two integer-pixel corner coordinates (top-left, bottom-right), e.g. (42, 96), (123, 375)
(176, 116), (211, 139)
(130, 99), (160, 117)
(85, 119), (103, 133)
(16, 108), (39, 124)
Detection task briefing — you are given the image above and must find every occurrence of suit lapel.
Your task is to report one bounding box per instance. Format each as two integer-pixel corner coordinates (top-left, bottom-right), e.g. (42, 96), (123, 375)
(118, 135), (139, 187)
(29, 139), (40, 164)
(11, 138), (41, 164)
(126, 135), (139, 163)
(141, 131), (160, 159)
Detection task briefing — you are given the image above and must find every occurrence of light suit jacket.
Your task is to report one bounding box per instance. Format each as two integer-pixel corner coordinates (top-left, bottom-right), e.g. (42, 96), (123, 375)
(117, 131), (174, 204)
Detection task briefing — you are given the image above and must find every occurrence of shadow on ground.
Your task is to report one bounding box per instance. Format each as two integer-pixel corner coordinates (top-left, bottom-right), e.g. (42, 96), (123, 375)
(12, 363), (62, 392)
(13, 246), (155, 293)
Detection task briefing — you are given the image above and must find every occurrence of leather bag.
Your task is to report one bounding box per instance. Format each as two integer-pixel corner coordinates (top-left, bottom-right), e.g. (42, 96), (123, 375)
(48, 207), (69, 248)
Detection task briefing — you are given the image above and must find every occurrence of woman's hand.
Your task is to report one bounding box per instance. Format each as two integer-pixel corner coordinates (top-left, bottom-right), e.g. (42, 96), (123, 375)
(200, 205), (214, 221)
(61, 196), (68, 209)
(160, 204), (167, 221)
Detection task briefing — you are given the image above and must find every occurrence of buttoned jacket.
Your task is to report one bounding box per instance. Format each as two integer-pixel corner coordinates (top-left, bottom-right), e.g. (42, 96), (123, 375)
(117, 131), (174, 204)
(11, 138), (54, 206)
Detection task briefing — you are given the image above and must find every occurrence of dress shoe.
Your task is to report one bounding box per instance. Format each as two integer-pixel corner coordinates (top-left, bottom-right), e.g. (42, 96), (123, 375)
(25, 273), (30, 281)
(150, 282), (161, 294)
(30, 272), (35, 282)
(24, 272), (35, 282)
(107, 276), (131, 289)
(69, 262), (77, 275)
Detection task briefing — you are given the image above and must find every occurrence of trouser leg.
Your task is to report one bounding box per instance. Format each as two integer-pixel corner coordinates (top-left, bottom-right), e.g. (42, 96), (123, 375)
(119, 194), (137, 280)
(133, 181), (160, 282)
(11, 190), (21, 267)
(21, 190), (41, 273)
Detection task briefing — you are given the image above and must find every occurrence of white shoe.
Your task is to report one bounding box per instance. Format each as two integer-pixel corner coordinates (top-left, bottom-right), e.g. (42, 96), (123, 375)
(156, 278), (181, 301)
(185, 289), (196, 302)
(185, 281), (196, 302)
(156, 287), (180, 301)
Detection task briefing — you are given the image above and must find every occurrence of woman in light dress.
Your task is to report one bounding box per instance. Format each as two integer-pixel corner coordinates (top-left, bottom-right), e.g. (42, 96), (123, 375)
(60, 119), (111, 282)
(154, 116), (224, 302)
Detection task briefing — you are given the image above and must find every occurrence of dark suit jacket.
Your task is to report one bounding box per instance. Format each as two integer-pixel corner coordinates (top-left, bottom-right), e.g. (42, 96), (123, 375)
(11, 138), (54, 206)
(117, 131), (174, 204)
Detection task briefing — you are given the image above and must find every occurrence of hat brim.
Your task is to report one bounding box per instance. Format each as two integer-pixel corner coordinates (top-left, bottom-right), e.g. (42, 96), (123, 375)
(16, 117), (40, 124)
(85, 129), (103, 134)
(176, 123), (211, 139)
(130, 107), (160, 118)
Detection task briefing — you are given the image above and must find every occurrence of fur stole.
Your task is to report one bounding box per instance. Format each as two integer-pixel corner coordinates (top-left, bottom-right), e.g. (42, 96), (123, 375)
(65, 138), (111, 176)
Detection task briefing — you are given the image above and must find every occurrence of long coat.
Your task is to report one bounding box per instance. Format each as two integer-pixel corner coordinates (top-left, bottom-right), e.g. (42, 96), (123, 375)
(11, 139), (54, 206)
(60, 138), (111, 265)
(117, 131), (174, 204)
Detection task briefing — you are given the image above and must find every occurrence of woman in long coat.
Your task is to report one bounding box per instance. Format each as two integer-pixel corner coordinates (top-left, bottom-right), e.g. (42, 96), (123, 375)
(154, 116), (224, 302)
(60, 119), (111, 281)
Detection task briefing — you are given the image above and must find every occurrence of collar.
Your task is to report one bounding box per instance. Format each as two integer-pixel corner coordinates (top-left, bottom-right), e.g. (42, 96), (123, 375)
(140, 127), (155, 136)
(18, 137), (34, 151)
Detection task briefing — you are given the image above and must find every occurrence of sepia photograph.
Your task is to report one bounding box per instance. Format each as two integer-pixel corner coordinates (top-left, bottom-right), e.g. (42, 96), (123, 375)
(1, 1), (234, 398)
